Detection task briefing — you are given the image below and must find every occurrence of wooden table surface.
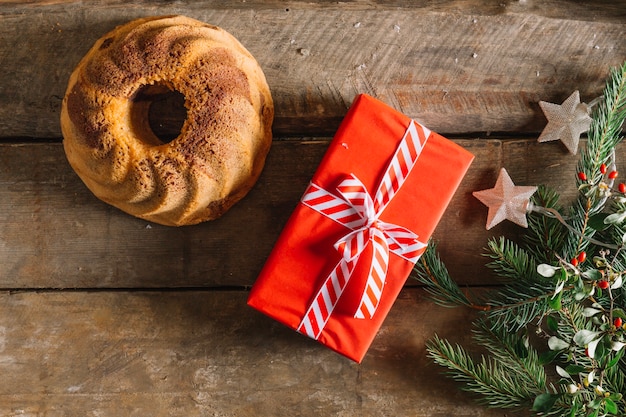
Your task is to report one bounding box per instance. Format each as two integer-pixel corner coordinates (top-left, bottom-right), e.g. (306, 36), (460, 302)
(1, 1), (625, 415)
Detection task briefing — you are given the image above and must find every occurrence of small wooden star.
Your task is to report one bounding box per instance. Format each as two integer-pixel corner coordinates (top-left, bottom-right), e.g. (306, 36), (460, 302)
(473, 168), (538, 230)
(537, 90), (592, 155)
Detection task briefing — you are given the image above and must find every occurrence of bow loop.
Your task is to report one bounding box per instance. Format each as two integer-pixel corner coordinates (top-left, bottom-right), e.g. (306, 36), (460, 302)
(335, 174), (377, 226)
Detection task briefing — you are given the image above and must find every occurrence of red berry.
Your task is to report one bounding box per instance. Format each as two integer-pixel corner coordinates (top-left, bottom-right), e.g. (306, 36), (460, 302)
(571, 257), (579, 267)
(598, 280), (610, 289)
(609, 170), (619, 179)
(600, 163), (607, 174)
(578, 172), (587, 181)
(615, 317), (623, 328)
(577, 252), (587, 264)
(619, 183), (626, 193)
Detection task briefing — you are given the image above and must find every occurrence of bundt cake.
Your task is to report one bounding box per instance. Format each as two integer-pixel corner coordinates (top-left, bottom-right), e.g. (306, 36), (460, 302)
(60, 15), (274, 226)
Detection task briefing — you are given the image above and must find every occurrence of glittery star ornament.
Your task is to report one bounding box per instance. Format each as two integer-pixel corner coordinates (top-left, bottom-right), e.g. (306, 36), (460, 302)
(537, 90), (592, 155)
(473, 168), (538, 230)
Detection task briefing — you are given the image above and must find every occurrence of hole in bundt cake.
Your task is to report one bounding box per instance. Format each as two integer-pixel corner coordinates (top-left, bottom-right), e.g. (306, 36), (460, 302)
(131, 83), (187, 145)
(99, 37), (114, 50)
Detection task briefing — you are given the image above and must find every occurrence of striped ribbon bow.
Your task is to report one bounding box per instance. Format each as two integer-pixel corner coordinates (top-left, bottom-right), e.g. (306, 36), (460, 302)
(298, 120), (430, 340)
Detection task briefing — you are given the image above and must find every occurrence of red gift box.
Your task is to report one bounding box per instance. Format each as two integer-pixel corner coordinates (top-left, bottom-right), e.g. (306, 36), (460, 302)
(248, 94), (473, 362)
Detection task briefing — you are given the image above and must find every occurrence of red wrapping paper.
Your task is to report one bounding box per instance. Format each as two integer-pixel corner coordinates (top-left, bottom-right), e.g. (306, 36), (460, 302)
(248, 94), (474, 362)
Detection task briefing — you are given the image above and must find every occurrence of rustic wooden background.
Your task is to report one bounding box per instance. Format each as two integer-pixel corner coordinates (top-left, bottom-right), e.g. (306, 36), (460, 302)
(0, 1), (625, 415)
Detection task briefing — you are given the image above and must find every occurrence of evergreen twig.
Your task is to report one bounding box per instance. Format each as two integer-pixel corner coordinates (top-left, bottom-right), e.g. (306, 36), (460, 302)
(412, 243), (478, 309)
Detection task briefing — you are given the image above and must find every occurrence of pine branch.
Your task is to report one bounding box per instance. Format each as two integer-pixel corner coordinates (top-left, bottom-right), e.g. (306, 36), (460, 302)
(554, 302), (588, 343)
(484, 236), (537, 281)
(482, 237), (557, 332)
(426, 334), (542, 409)
(568, 61), (626, 257)
(524, 186), (568, 264)
(486, 288), (557, 333)
(471, 319), (547, 392)
(580, 61), (626, 181)
(604, 364), (626, 414)
(412, 242), (479, 309)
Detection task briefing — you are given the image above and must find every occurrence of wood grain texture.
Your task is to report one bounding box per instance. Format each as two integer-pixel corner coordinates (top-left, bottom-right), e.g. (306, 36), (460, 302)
(0, 138), (589, 289)
(3, 0), (625, 18)
(0, 288), (512, 417)
(0, 2), (623, 415)
(0, 1), (624, 138)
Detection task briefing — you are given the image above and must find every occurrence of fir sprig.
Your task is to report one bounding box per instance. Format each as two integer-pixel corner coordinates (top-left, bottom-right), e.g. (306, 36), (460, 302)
(415, 61), (626, 416)
(524, 186), (568, 264)
(412, 242), (476, 309)
(426, 333), (544, 409)
(482, 237), (556, 332)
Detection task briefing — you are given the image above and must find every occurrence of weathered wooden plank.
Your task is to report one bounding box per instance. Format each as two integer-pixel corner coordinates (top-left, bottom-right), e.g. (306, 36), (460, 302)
(1, 2), (616, 415)
(0, 288), (510, 417)
(3, 0), (625, 19)
(0, 139), (590, 289)
(0, 2), (623, 138)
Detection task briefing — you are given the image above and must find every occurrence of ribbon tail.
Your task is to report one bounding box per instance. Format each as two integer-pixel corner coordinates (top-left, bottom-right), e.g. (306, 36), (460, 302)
(298, 258), (357, 340)
(391, 239), (428, 263)
(337, 174), (377, 221)
(334, 227), (370, 264)
(354, 228), (390, 319)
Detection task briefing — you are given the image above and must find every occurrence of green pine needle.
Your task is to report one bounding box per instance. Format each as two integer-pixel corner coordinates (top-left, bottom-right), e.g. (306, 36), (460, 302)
(524, 186), (569, 264)
(471, 319), (547, 392)
(484, 236), (537, 282)
(483, 237), (557, 332)
(412, 242), (475, 309)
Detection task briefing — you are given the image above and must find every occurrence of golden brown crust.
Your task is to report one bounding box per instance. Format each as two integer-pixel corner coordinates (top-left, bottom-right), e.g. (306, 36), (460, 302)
(61, 15), (273, 226)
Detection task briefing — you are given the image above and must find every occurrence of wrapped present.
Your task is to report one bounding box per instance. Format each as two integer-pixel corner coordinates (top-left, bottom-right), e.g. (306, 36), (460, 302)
(248, 94), (474, 362)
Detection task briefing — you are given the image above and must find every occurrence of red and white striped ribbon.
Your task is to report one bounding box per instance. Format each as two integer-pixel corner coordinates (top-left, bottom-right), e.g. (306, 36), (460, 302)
(298, 120), (430, 340)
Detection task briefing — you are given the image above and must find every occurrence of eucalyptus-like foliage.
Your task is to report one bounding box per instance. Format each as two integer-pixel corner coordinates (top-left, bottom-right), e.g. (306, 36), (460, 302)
(415, 61), (626, 416)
